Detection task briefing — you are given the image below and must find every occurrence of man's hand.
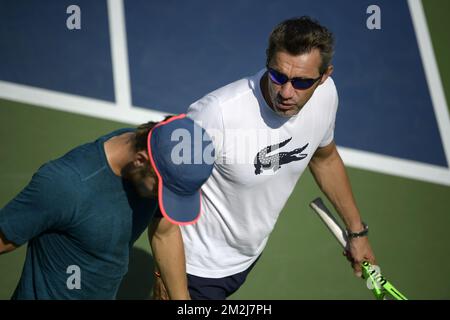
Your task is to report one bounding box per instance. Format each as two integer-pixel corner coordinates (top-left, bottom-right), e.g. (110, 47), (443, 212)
(153, 275), (169, 300)
(0, 231), (17, 255)
(344, 236), (376, 277)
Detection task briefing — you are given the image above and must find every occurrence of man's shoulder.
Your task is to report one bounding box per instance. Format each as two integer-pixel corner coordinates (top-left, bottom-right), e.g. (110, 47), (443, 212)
(28, 161), (81, 203)
(43, 132), (115, 184)
(306, 76), (338, 114)
(316, 76), (338, 99)
(36, 158), (81, 187)
(206, 72), (259, 106)
(187, 77), (251, 121)
(60, 129), (134, 181)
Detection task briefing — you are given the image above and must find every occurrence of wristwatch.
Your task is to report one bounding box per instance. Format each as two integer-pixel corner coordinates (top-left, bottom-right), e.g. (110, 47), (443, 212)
(347, 222), (369, 239)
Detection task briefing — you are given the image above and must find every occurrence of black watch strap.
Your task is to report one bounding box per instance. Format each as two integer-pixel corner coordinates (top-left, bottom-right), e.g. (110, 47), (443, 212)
(347, 222), (369, 239)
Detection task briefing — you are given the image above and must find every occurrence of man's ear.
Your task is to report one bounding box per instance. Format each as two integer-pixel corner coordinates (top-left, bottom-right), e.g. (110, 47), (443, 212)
(319, 65), (334, 85)
(133, 150), (149, 168)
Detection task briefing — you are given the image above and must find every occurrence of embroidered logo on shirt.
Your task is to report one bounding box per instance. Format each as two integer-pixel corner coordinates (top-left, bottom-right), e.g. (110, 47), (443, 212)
(254, 138), (309, 175)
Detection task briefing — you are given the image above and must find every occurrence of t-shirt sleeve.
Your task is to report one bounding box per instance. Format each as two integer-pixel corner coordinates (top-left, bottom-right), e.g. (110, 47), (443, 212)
(319, 80), (339, 148)
(187, 94), (224, 160)
(0, 163), (77, 246)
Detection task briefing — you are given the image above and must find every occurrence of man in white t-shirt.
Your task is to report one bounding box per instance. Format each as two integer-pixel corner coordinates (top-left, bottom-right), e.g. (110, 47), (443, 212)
(154, 16), (376, 300)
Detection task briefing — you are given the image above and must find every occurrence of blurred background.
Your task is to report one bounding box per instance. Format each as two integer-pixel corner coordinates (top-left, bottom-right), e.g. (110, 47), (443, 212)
(0, 0), (449, 299)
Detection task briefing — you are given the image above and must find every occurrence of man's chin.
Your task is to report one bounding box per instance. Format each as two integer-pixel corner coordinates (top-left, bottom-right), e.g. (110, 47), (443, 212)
(273, 104), (301, 117)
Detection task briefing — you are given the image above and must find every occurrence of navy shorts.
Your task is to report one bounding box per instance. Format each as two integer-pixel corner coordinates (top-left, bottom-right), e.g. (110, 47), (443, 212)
(187, 258), (259, 300)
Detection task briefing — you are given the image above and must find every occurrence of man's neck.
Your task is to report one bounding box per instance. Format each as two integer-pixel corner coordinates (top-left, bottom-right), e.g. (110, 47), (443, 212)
(104, 132), (135, 177)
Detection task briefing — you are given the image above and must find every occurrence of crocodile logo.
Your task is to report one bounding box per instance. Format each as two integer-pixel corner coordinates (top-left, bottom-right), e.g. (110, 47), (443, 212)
(254, 138), (309, 175)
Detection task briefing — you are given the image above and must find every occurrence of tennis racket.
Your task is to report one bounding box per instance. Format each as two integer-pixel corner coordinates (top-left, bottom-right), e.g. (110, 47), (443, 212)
(309, 197), (407, 300)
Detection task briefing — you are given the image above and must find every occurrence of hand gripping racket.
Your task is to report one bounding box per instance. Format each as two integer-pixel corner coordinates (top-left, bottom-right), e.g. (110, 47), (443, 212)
(309, 197), (407, 300)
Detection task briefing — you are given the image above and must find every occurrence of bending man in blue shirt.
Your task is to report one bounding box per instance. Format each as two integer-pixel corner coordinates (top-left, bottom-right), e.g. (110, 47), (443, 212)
(0, 114), (214, 299)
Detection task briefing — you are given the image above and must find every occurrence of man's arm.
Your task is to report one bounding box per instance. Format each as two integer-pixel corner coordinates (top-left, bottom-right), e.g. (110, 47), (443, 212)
(308, 141), (376, 276)
(148, 217), (190, 300)
(0, 163), (77, 253)
(0, 230), (17, 254)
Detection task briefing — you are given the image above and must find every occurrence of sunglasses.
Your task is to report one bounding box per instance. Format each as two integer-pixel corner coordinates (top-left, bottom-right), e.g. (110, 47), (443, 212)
(267, 67), (322, 90)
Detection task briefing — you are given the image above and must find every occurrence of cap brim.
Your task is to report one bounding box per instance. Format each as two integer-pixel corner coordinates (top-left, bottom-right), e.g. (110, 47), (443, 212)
(146, 113), (202, 226)
(159, 185), (201, 225)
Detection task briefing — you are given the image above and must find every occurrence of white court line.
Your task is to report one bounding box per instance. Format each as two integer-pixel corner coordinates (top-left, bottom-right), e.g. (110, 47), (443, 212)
(408, 0), (450, 168)
(107, 0), (132, 109)
(338, 147), (450, 186)
(0, 81), (166, 124)
(0, 80), (448, 186)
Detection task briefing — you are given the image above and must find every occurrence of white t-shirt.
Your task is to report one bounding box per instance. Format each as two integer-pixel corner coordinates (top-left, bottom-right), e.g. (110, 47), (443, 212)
(181, 69), (338, 278)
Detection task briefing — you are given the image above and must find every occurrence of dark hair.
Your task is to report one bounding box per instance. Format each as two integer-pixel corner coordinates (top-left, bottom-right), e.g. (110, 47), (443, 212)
(266, 16), (335, 74)
(133, 115), (174, 152)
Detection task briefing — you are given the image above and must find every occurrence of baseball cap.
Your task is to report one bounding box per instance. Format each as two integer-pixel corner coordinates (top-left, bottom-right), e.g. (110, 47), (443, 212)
(147, 114), (215, 225)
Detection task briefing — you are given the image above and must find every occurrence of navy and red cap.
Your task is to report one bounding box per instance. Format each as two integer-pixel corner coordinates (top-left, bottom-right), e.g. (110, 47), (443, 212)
(147, 114), (215, 225)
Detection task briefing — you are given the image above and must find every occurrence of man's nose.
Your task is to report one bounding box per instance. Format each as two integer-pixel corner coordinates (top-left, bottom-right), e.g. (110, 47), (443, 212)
(279, 81), (295, 99)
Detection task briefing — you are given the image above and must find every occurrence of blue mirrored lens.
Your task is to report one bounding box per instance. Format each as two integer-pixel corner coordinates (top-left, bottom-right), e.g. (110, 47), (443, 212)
(268, 68), (317, 90)
(268, 69), (287, 85)
(291, 78), (315, 89)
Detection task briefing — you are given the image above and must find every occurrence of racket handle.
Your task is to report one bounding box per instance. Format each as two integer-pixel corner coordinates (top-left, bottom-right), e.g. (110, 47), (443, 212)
(309, 197), (348, 248)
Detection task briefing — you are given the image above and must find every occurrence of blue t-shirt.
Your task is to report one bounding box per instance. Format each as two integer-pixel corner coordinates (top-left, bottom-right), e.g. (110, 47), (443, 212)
(0, 129), (159, 299)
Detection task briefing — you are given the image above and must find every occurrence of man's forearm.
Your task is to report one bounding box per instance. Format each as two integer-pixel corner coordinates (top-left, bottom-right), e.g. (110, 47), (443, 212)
(150, 222), (190, 300)
(309, 147), (364, 232)
(310, 143), (377, 274)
